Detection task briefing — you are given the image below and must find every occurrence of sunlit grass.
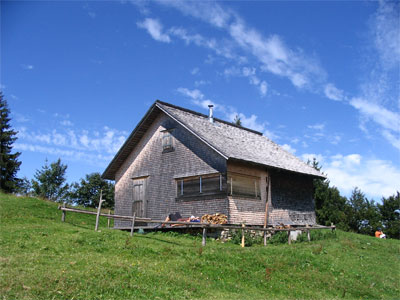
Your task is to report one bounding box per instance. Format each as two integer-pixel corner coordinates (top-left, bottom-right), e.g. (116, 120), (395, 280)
(1, 193), (399, 299)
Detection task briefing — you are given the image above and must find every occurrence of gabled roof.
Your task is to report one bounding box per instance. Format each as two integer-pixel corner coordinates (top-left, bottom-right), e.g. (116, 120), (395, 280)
(102, 100), (325, 179)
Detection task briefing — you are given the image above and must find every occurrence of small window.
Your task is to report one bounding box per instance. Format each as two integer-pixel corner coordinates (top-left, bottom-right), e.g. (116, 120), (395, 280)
(162, 130), (174, 152)
(227, 173), (260, 199)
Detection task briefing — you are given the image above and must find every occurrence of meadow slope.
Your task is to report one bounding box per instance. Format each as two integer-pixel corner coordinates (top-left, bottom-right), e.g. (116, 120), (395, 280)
(0, 193), (399, 300)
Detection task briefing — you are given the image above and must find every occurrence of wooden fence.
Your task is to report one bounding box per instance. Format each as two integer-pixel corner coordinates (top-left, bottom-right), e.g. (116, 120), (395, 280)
(58, 205), (335, 247)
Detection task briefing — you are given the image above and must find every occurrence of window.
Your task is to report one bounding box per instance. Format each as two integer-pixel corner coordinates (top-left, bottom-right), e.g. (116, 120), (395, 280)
(177, 174), (223, 197)
(162, 130), (174, 152)
(227, 173), (260, 199)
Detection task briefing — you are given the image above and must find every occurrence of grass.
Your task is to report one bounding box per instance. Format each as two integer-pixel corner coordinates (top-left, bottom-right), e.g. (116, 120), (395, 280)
(1, 193), (399, 300)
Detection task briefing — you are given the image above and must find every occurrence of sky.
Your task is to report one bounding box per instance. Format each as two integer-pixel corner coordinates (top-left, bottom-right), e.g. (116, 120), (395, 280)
(1, 0), (399, 201)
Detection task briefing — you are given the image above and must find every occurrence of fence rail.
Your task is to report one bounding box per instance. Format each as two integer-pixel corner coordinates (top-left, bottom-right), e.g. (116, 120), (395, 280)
(58, 205), (335, 247)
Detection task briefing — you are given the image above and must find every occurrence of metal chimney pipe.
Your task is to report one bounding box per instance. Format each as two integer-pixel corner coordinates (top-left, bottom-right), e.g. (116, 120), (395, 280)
(208, 105), (214, 123)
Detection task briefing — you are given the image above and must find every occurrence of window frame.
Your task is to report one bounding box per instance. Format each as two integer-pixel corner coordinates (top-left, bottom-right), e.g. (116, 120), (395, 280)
(176, 173), (224, 199)
(227, 172), (261, 200)
(161, 129), (175, 152)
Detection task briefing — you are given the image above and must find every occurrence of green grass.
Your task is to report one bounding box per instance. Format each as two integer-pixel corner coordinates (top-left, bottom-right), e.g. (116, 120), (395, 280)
(1, 193), (399, 300)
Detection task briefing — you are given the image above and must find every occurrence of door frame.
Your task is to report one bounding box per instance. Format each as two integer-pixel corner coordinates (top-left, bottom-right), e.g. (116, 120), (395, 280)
(131, 176), (149, 218)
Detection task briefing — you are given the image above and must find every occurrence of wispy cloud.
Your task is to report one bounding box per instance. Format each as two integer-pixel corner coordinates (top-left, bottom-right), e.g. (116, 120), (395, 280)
(349, 0), (400, 150)
(137, 1), (326, 95)
(282, 144), (296, 154)
(308, 123), (325, 131)
(16, 122), (127, 166)
(177, 87), (273, 136)
(324, 83), (345, 101)
(137, 18), (171, 43)
(21, 64), (34, 70)
(350, 97), (400, 133)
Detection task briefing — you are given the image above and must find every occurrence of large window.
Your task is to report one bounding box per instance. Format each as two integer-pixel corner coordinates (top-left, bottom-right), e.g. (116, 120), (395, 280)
(227, 173), (260, 199)
(177, 174), (223, 197)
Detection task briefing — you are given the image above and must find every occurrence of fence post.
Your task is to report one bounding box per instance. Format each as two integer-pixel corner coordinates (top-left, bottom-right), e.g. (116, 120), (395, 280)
(202, 227), (207, 247)
(288, 230), (291, 245)
(263, 231), (267, 246)
(241, 223), (245, 248)
(130, 213), (136, 237)
(306, 224), (311, 242)
(95, 190), (104, 231)
(61, 203), (66, 222)
(107, 209), (111, 228)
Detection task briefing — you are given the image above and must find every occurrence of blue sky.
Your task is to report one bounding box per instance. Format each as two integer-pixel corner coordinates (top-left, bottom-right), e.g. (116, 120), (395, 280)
(1, 0), (399, 201)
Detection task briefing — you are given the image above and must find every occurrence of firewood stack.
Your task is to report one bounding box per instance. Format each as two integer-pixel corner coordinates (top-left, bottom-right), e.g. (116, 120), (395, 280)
(275, 223), (291, 229)
(201, 213), (228, 224)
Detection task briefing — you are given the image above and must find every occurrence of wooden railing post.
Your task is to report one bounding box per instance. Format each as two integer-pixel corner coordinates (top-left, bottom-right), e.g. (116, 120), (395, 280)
(107, 209), (111, 228)
(130, 213), (136, 237)
(241, 223), (245, 248)
(61, 203), (66, 222)
(306, 224), (311, 242)
(288, 230), (291, 245)
(95, 190), (104, 231)
(202, 227), (207, 246)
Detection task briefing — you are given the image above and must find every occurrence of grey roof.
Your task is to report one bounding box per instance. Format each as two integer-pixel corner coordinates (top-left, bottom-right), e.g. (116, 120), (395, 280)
(157, 101), (324, 178)
(103, 100), (325, 179)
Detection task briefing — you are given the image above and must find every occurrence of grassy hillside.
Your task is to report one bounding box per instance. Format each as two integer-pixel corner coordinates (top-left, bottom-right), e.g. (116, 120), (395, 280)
(1, 193), (399, 300)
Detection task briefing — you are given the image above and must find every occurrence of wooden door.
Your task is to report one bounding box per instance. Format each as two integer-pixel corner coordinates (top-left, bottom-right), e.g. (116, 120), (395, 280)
(132, 179), (146, 217)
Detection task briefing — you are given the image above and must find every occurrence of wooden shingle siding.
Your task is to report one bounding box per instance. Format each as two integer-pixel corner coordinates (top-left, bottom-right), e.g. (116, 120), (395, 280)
(114, 113), (228, 228)
(269, 170), (316, 225)
(227, 161), (267, 225)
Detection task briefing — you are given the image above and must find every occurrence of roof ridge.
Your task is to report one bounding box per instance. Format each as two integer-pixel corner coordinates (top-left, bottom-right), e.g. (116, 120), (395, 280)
(155, 100), (263, 136)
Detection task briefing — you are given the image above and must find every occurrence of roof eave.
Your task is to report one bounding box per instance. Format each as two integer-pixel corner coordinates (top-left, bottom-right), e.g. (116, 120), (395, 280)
(227, 157), (326, 179)
(101, 102), (160, 180)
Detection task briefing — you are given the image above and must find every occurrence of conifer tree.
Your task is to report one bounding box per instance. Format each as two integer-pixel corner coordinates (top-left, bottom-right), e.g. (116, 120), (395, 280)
(32, 159), (69, 201)
(0, 92), (22, 193)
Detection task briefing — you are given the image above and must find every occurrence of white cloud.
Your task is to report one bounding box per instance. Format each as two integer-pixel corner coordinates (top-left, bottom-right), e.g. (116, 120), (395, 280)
(191, 67), (199, 75)
(153, 0), (325, 91)
(308, 123), (325, 131)
(14, 143), (113, 167)
(282, 144), (296, 154)
(259, 81), (268, 96)
(177, 87), (271, 134)
(17, 125), (127, 158)
(264, 129), (279, 141)
(382, 130), (400, 151)
(194, 80), (210, 87)
(324, 83), (345, 101)
(14, 113), (29, 123)
(137, 18), (171, 43)
(21, 64), (34, 70)
(301, 153), (400, 199)
(60, 120), (73, 126)
(176, 87), (217, 111)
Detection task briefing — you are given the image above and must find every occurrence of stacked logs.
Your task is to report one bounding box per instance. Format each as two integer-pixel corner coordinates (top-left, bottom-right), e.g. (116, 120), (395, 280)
(201, 213), (228, 224)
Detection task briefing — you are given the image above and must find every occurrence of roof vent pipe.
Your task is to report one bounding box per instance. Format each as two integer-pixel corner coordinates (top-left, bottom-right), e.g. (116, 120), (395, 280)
(208, 105), (214, 123)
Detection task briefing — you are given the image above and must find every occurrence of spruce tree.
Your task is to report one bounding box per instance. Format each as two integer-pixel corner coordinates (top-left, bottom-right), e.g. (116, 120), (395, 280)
(0, 92), (22, 193)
